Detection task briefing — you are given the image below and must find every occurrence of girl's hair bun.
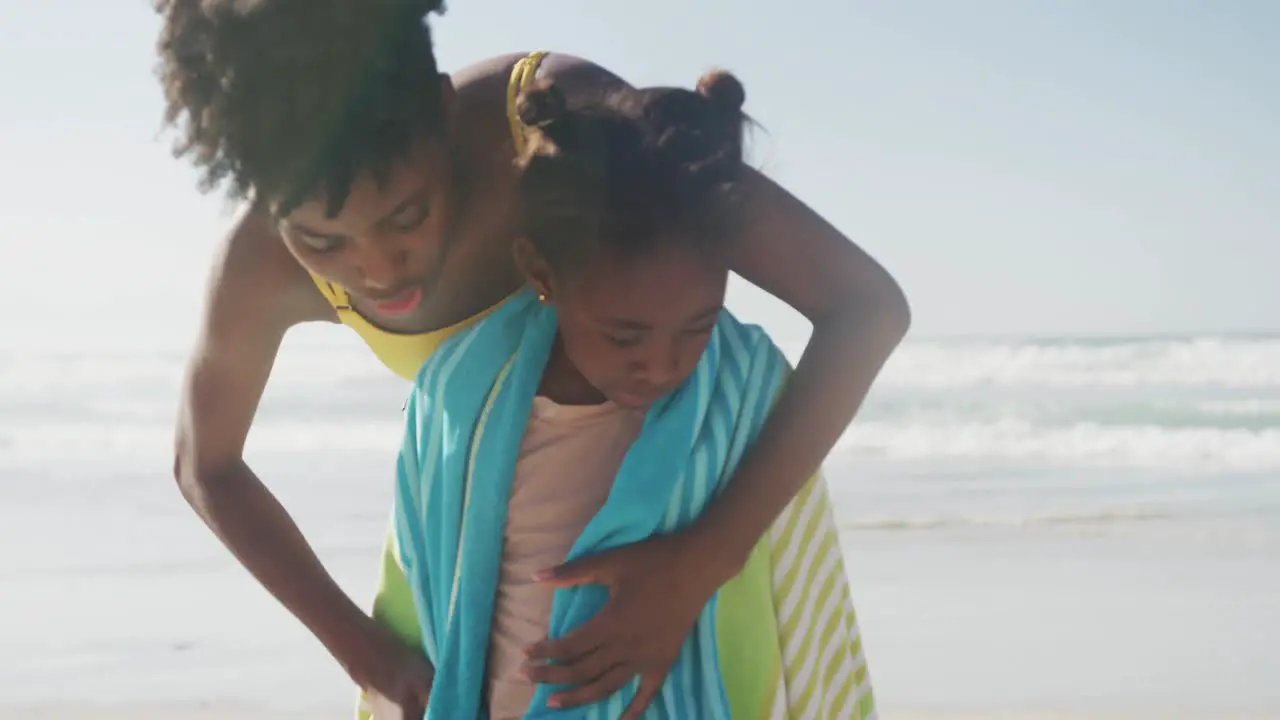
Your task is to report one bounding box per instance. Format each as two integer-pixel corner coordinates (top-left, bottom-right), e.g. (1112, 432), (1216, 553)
(516, 80), (569, 129)
(695, 70), (746, 113)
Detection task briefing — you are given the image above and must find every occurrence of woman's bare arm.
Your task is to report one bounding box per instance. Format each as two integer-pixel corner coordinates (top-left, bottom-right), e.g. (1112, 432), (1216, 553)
(171, 204), (416, 683)
(689, 169), (911, 574)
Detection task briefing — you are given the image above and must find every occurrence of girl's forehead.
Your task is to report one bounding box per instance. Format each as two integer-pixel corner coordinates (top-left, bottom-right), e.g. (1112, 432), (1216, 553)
(580, 242), (722, 289)
(568, 245), (728, 325)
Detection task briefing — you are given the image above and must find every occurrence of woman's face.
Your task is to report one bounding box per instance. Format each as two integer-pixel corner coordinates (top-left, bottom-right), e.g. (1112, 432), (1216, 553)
(547, 241), (729, 410)
(274, 138), (460, 319)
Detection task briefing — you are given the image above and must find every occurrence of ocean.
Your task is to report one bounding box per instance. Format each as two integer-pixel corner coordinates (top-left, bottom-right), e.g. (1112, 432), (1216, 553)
(1, 331), (1277, 718)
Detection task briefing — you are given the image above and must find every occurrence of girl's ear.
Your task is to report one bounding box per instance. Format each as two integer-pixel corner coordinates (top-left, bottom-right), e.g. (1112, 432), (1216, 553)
(513, 237), (555, 301)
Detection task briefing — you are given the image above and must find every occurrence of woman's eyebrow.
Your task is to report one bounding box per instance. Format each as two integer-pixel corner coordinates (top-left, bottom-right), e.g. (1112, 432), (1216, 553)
(376, 187), (430, 226)
(288, 221), (347, 242)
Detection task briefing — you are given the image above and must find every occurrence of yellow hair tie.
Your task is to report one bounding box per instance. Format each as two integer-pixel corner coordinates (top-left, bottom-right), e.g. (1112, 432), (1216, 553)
(506, 51), (549, 157)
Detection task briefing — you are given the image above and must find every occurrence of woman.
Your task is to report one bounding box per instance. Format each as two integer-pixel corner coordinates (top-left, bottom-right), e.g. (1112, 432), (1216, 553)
(154, 0), (909, 714)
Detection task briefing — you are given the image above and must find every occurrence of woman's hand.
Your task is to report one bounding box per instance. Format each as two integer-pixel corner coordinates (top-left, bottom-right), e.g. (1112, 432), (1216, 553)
(341, 618), (435, 719)
(523, 529), (731, 719)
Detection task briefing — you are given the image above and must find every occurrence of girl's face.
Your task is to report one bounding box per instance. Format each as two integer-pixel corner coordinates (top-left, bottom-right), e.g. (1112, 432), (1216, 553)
(536, 240), (729, 410)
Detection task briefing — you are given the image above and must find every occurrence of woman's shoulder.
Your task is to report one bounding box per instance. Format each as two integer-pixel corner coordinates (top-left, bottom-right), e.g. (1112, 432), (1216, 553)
(450, 52), (537, 94)
(449, 53), (633, 145)
(207, 203), (335, 331)
(452, 52), (631, 92)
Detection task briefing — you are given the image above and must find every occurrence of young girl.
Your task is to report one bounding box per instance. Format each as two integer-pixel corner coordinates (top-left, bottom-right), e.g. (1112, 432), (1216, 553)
(388, 73), (875, 719)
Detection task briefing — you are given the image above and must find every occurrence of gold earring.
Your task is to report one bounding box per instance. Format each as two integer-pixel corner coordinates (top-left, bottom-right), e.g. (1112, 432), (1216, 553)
(537, 292), (547, 303)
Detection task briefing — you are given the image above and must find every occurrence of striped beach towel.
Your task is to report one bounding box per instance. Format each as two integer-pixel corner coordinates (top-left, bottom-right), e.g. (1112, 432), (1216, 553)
(386, 289), (875, 719)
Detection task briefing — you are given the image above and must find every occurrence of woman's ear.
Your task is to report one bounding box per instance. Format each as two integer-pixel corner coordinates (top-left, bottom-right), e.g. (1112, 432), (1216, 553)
(513, 237), (555, 301)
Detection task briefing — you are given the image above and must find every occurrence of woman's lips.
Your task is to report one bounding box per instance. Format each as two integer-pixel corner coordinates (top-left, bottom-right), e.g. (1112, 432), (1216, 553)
(373, 287), (423, 317)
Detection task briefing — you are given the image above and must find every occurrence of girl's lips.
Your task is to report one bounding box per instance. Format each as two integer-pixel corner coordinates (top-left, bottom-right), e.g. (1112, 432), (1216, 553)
(373, 287), (423, 317)
(615, 384), (666, 409)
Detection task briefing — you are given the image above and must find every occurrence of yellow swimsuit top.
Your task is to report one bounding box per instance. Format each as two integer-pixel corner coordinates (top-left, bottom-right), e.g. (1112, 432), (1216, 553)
(308, 52), (549, 381)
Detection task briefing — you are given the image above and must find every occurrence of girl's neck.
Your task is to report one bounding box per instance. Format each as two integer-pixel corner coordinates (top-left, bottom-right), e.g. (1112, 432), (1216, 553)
(537, 335), (609, 406)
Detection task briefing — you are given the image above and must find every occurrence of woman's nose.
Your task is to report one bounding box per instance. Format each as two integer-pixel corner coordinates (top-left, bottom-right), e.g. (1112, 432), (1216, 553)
(354, 239), (410, 290)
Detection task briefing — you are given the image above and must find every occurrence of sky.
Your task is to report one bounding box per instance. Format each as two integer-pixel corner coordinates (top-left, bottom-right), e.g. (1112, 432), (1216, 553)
(0, 0), (1277, 348)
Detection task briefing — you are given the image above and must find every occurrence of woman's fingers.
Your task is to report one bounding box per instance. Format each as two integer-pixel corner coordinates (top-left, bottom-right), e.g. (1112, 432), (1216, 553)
(524, 645), (616, 686)
(546, 664), (636, 709)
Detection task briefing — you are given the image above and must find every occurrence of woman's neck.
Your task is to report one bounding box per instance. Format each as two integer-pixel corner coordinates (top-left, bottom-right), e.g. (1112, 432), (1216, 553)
(537, 336), (608, 406)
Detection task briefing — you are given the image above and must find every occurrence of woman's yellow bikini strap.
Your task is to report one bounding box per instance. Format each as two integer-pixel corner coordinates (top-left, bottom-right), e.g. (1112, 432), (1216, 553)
(507, 51), (550, 158)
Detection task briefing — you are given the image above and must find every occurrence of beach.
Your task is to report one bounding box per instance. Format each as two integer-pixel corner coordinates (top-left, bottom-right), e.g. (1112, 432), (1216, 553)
(2, 330), (1278, 718)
